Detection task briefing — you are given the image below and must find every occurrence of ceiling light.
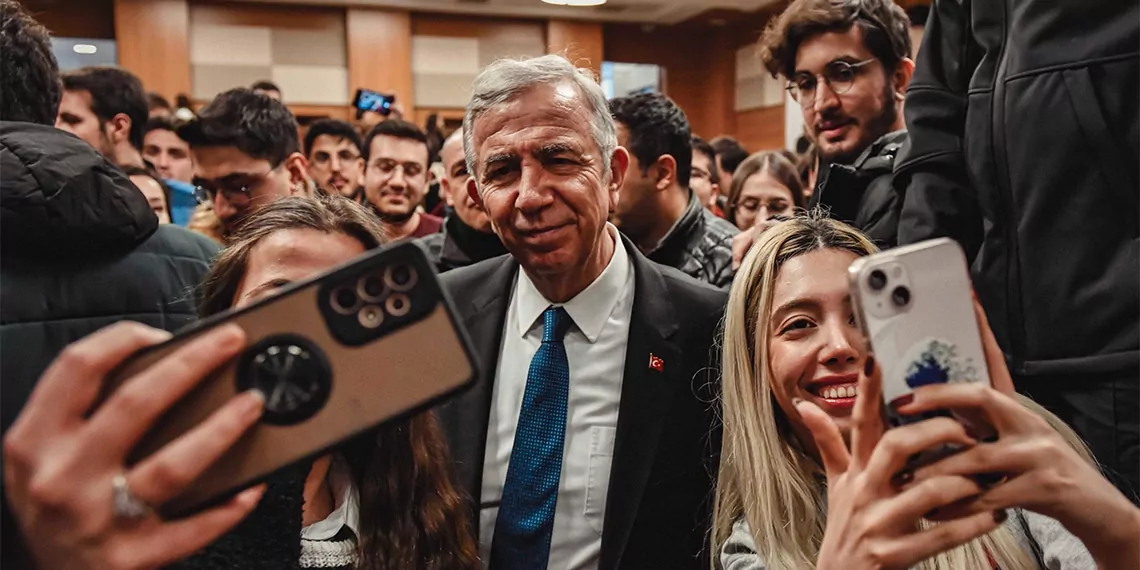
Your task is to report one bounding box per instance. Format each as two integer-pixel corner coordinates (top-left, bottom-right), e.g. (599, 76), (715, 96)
(542, 0), (607, 6)
(72, 44), (97, 54)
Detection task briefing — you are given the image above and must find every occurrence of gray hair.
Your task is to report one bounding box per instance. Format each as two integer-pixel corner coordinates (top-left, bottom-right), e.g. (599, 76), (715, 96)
(462, 54), (617, 190)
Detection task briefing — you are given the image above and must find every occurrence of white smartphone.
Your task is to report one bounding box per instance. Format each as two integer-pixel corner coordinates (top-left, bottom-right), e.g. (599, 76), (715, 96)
(848, 238), (993, 436)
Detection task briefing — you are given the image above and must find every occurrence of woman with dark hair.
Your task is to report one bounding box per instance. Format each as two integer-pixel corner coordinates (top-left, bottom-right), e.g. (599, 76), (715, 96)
(123, 165), (172, 224)
(726, 151), (806, 231)
(180, 195), (479, 570)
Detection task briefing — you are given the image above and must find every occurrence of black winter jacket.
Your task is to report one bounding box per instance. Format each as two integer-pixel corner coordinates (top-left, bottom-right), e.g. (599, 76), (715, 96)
(811, 130), (906, 250)
(1, 122), (219, 566)
(646, 190), (739, 288)
(895, 0), (1138, 376)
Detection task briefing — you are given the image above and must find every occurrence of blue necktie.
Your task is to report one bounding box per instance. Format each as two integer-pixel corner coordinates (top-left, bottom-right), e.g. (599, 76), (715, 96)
(491, 306), (572, 570)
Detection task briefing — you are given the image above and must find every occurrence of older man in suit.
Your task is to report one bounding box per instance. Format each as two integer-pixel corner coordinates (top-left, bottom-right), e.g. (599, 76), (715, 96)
(436, 54), (727, 570)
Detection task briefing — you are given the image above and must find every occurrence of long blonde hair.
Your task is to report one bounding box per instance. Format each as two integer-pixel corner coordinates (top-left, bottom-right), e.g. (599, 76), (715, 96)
(711, 211), (1083, 570)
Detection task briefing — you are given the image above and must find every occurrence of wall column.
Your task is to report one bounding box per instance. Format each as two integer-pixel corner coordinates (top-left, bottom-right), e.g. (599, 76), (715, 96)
(347, 8), (413, 112)
(114, 0), (191, 101)
(546, 20), (603, 78)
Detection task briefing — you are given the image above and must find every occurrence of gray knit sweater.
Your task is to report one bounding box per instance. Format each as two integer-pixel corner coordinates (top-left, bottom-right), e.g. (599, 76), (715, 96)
(720, 509), (1096, 569)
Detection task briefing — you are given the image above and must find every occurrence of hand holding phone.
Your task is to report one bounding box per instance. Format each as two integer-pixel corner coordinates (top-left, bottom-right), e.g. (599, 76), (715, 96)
(353, 88), (395, 118)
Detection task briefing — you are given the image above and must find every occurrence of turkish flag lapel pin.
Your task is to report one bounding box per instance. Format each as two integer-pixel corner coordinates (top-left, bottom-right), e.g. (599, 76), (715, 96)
(648, 353), (664, 372)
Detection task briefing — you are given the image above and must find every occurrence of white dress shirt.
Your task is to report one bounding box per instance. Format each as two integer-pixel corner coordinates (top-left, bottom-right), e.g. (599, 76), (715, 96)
(479, 224), (635, 570)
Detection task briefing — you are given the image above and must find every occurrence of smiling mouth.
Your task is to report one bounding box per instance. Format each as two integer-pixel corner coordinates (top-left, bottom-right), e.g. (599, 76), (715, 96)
(812, 383), (858, 400)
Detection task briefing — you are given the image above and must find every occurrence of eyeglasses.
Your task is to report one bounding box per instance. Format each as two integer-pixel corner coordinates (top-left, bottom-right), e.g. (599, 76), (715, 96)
(786, 58), (877, 107)
(193, 167), (278, 205)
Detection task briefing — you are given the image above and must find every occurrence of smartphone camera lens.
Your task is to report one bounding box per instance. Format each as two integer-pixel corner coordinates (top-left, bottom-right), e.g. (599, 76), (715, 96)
(868, 269), (888, 291)
(358, 305), (384, 329)
(330, 286), (360, 315)
(386, 293), (411, 317)
(359, 274), (386, 301)
(384, 264), (417, 292)
(891, 286), (911, 307)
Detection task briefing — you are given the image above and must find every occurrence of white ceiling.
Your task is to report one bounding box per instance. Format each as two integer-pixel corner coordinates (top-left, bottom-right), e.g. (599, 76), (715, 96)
(235, 0), (781, 25)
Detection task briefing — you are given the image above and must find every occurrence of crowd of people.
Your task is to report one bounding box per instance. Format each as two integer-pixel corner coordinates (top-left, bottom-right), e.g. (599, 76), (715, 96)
(1, 0), (1137, 569)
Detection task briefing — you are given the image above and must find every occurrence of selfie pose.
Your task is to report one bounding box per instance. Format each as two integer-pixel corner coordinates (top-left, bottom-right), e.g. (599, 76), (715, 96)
(180, 196), (478, 570)
(714, 213), (1140, 570)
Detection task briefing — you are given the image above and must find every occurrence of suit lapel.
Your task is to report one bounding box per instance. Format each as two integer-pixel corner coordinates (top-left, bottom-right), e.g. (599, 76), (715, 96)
(438, 256), (517, 526)
(599, 237), (681, 569)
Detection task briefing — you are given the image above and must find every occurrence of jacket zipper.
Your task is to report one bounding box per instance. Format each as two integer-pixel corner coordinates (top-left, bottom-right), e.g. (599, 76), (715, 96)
(990, 0), (1027, 375)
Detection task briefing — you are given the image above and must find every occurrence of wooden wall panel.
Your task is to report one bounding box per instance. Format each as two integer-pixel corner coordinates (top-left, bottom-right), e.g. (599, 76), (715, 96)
(412, 14), (542, 40)
(347, 8), (413, 116)
(547, 20), (603, 78)
(735, 106), (785, 152)
(114, 0), (191, 101)
(24, 0), (115, 39)
(189, 1), (342, 30)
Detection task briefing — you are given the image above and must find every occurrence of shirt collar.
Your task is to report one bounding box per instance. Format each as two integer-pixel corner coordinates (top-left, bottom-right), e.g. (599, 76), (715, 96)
(515, 223), (631, 343)
(300, 455), (359, 541)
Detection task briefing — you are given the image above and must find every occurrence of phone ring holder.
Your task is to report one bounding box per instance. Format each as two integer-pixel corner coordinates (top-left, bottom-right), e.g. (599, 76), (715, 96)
(236, 334), (332, 425)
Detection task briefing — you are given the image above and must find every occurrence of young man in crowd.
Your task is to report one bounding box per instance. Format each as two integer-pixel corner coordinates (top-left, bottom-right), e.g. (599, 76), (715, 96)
(898, 0), (1139, 500)
(361, 119), (442, 240)
(418, 128), (506, 272)
(176, 88), (313, 238)
(439, 53), (724, 570)
(756, 0), (913, 249)
(690, 135), (725, 216)
(304, 118), (365, 201)
(709, 136), (747, 197)
(0, 3), (219, 565)
(251, 80), (282, 101)
(609, 92), (738, 288)
(56, 66), (148, 170)
(142, 117), (194, 184)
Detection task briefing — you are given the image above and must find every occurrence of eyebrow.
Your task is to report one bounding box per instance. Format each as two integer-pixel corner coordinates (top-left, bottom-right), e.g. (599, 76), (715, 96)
(794, 56), (862, 76)
(242, 278), (292, 302)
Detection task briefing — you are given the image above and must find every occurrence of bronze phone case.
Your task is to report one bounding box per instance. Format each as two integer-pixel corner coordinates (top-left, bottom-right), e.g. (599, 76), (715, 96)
(101, 241), (478, 518)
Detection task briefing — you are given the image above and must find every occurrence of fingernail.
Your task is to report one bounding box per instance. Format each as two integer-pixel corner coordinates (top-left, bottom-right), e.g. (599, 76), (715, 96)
(236, 484), (266, 506)
(890, 393), (915, 409)
(863, 355), (875, 376)
(994, 509), (1008, 524)
(244, 389), (266, 414)
(792, 397), (805, 407)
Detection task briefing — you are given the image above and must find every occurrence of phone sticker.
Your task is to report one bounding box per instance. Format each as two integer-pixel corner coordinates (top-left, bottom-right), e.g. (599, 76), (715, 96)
(902, 338), (981, 390)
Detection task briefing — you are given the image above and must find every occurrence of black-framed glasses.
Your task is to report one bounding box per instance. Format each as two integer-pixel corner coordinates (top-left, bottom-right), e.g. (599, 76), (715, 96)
(786, 58), (877, 107)
(193, 167), (278, 205)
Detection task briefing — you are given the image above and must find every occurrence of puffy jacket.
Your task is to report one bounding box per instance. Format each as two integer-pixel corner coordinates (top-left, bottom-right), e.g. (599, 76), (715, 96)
(1, 122), (219, 566)
(895, 0), (1138, 375)
(811, 130), (906, 250)
(645, 189), (740, 288)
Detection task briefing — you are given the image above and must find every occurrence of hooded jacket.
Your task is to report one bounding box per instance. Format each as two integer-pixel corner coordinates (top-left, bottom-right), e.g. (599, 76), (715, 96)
(1, 122), (220, 566)
(811, 130), (907, 250)
(895, 0), (1138, 375)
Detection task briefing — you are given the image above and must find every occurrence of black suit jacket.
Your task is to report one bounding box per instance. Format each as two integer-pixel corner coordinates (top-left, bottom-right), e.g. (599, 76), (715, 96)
(437, 235), (727, 570)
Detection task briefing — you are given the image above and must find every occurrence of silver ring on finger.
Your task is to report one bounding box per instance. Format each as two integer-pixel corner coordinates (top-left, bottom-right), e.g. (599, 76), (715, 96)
(111, 473), (152, 520)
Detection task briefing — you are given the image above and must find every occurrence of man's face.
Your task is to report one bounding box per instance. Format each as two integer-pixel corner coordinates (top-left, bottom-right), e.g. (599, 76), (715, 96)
(143, 129), (194, 183)
(469, 82), (626, 277)
(363, 135), (428, 224)
(795, 27), (898, 165)
(191, 146), (296, 235)
(690, 149), (719, 211)
(440, 134), (490, 232)
(609, 122), (659, 237)
(56, 90), (113, 157)
(308, 135), (364, 198)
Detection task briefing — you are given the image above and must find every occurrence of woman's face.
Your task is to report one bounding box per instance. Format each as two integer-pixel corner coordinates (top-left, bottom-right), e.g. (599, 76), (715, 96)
(234, 228), (366, 309)
(130, 174), (171, 224)
(765, 248), (867, 452)
(734, 169), (795, 230)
